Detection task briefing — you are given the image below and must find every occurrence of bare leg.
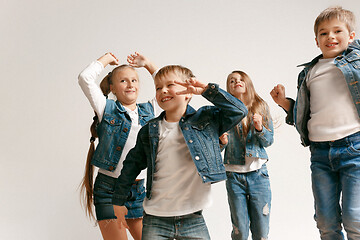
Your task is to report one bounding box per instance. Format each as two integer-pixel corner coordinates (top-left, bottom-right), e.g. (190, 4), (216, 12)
(127, 218), (143, 240)
(98, 219), (128, 240)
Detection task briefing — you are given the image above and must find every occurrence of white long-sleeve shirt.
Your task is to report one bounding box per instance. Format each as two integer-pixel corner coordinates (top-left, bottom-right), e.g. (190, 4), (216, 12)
(78, 61), (161, 178)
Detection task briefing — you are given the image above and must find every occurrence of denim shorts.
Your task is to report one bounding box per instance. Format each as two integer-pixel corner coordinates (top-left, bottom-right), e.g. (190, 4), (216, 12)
(93, 172), (145, 221)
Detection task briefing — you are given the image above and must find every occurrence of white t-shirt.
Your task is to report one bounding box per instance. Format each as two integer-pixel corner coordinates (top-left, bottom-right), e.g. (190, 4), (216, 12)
(143, 119), (211, 217)
(307, 58), (360, 141)
(78, 61), (160, 179)
(225, 157), (267, 173)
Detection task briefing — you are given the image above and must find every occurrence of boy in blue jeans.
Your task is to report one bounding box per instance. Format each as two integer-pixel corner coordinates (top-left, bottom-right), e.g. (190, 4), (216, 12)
(271, 6), (360, 240)
(112, 65), (247, 239)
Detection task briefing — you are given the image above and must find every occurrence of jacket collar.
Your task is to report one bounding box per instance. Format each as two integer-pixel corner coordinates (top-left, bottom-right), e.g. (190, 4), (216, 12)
(297, 39), (360, 68)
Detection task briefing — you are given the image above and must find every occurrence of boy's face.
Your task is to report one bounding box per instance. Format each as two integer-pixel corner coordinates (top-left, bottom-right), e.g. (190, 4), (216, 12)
(155, 72), (189, 113)
(315, 18), (355, 59)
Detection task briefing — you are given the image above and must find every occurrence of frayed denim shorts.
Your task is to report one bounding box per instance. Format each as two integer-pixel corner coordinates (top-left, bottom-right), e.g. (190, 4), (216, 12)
(93, 172), (145, 221)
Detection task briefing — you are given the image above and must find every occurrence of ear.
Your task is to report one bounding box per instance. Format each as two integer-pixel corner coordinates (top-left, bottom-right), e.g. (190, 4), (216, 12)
(110, 84), (115, 95)
(315, 37), (319, 48)
(349, 31), (356, 43)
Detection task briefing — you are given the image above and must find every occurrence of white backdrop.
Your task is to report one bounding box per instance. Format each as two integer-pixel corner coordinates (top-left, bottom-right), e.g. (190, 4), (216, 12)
(1, 0), (360, 239)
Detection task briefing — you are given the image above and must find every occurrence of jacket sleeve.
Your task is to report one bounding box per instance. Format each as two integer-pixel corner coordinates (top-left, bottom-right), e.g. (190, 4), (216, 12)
(283, 97), (295, 125)
(201, 83), (248, 135)
(254, 114), (274, 148)
(112, 126), (148, 206)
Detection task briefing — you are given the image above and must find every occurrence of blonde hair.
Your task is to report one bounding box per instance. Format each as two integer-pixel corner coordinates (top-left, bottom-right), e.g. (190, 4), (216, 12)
(226, 70), (271, 136)
(314, 6), (356, 35)
(154, 65), (195, 82)
(79, 64), (136, 220)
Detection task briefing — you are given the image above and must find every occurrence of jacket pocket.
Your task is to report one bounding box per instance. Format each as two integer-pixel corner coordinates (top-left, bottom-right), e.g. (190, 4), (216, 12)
(345, 52), (360, 69)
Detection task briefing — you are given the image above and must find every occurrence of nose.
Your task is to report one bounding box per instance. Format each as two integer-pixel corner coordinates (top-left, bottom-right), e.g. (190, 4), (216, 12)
(328, 31), (335, 39)
(127, 81), (134, 88)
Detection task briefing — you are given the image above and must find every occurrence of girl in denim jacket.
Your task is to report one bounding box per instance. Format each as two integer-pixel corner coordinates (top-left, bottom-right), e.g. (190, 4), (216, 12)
(220, 71), (274, 240)
(78, 52), (160, 240)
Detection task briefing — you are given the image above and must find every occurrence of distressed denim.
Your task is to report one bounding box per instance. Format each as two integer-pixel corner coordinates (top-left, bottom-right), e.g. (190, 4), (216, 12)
(310, 131), (360, 240)
(225, 164), (271, 240)
(142, 211), (210, 240)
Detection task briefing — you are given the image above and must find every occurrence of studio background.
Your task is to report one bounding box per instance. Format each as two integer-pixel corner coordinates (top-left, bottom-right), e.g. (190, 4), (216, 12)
(1, 0), (359, 239)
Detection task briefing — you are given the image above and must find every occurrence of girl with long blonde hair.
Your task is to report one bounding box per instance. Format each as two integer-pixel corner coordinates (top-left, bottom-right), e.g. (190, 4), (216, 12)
(221, 70), (274, 240)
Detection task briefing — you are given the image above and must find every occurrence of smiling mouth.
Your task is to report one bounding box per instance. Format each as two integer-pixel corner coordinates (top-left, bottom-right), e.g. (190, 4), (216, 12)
(326, 43), (338, 47)
(161, 97), (172, 102)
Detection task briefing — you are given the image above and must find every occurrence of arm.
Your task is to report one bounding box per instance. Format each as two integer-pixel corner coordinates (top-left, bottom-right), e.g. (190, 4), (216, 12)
(112, 126), (148, 227)
(270, 84), (295, 125)
(176, 78), (248, 134)
(253, 112), (274, 147)
(127, 52), (162, 116)
(78, 53), (119, 119)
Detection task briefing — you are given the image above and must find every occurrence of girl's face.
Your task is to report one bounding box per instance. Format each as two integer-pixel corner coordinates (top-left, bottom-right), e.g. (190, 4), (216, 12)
(228, 73), (246, 98)
(110, 68), (139, 108)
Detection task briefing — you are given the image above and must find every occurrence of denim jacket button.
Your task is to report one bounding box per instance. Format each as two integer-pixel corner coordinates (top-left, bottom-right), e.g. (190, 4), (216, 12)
(109, 166), (114, 171)
(195, 156), (200, 160)
(188, 140), (193, 143)
(184, 127), (189, 130)
(110, 119), (115, 124)
(123, 128), (128, 132)
(210, 84), (215, 89)
(116, 146), (122, 151)
(249, 153), (252, 157)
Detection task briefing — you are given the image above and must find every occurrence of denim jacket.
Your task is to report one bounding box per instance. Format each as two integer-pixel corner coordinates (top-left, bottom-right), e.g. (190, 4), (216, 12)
(91, 99), (154, 171)
(112, 83), (248, 205)
(224, 113), (274, 165)
(285, 39), (360, 146)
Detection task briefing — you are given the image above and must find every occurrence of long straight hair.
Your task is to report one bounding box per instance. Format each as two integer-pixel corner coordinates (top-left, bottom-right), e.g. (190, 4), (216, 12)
(226, 70), (271, 137)
(79, 64), (134, 220)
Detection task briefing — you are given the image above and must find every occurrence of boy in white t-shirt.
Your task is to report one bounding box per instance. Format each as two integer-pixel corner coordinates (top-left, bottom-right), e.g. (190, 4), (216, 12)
(271, 6), (360, 239)
(112, 65), (247, 239)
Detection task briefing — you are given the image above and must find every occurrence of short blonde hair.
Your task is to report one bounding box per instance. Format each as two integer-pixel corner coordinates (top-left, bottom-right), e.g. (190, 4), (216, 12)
(314, 6), (356, 36)
(154, 65), (195, 82)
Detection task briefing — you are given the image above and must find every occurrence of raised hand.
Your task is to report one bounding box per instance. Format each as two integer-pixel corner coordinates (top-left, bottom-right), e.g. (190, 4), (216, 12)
(97, 52), (119, 67)
(253, 113), (263, 131)
(175, 78), (208, 95)
(127, 52), (147, 68)
(270, 84), (290, 111)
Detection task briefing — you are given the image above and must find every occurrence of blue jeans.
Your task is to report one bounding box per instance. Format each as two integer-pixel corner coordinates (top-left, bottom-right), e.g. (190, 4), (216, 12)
(142, 211), (210, 240)
(225, 164), (271, 240)
(310, 131), (360, 240)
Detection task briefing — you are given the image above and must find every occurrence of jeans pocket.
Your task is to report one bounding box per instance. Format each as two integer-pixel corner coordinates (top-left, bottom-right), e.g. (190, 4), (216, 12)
(259, 167), (269, 179)
(348, 141), (360, 155)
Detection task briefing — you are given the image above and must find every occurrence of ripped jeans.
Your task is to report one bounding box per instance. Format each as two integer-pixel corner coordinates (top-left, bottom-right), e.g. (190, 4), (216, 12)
(226, 164), (271, 240)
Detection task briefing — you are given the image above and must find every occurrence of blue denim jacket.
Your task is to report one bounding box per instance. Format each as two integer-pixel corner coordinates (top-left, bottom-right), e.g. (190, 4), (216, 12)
(285, 40), (360, 146)
(112, 83), (248, 205)
(91, 99), (154, 171)
(224, 114), (274, 165)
